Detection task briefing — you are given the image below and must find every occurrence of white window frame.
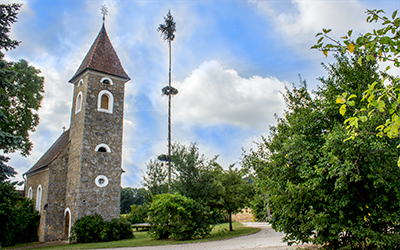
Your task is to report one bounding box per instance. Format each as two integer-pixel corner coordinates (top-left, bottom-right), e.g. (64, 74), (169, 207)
(100, 77), (113, 85)
(75, 91), (83, 114)
(78, 79), (83, 87)
(95, 144), (111, 152)
(97, 90), (113, 114)
(28, 187), (32, 199)
(64, 208), (72, 239)
(36, 185), (42, 212)
(95, 175), (109, 188)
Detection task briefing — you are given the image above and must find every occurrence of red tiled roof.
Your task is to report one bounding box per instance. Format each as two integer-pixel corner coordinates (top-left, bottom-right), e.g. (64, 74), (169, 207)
(24, 130), (70, 176)
(69, 24), (130, 83)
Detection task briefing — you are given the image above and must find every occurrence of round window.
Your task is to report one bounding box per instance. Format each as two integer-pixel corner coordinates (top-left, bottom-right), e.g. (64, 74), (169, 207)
(95, 175), (109, 187)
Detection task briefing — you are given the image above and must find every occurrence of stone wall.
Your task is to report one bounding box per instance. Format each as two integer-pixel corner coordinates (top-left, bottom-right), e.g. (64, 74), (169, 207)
(68, 71), (126, 224)
(44, 145), (69, 241)
(25, 168), (50, 242)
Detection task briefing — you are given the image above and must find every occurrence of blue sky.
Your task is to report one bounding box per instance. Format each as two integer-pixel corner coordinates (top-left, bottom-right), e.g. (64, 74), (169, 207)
(4, 0), (400, 188)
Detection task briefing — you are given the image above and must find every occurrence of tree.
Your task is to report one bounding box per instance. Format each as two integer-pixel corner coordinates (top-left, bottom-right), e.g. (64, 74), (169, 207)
(142, 159), (169, 198)
(120, 187), (149, 214)
(312, 9), (400, 161)
(217, 165), (254, 231)
(0, 181), (40, 247)
(243, 53), (400, 249)
(170, 142), (224, 224)
(0, 3), (44, 180)
(157, 10), (178, 188)
(0, 4), (44, 247)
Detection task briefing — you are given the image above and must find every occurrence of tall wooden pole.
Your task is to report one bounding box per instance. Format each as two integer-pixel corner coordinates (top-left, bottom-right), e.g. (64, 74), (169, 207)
(168, 39), (172, 189)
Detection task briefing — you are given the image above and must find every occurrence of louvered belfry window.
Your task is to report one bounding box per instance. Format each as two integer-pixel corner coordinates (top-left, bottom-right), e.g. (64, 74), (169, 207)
(101, 94), (109, 109)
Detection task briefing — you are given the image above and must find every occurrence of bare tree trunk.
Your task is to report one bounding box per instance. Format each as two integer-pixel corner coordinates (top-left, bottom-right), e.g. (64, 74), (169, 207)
(168, 39), (172, 190)
(229, 212), (233, 231)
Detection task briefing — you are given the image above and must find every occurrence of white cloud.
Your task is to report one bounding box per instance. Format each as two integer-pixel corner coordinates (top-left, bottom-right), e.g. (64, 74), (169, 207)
(250, 0), (370, 52)
(155, 60), (286, 130)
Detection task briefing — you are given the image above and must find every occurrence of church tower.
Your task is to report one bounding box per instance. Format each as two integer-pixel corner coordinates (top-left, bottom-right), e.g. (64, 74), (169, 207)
(66, 22), (130, 223)
(24, 11), (130, 242)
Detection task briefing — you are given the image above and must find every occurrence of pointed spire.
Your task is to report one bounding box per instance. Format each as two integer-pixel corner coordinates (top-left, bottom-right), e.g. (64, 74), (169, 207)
(69, 23), (130, 83)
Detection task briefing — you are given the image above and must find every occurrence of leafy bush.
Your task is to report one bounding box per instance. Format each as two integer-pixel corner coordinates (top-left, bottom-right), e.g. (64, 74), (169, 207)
(70, 214), (104, 243)
(148, 193), (212, 240)
(128, 204), (148, 224)
(0, 181), (40, 247)
(70, 214), (134, 243)
(101, 218), (133, 241)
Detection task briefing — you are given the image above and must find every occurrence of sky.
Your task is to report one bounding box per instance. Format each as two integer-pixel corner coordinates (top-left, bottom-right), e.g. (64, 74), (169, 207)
(4, 0), (400, 188)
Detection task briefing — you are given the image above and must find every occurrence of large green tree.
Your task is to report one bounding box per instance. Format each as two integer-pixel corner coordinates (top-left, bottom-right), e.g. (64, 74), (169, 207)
(243, 53), (400, 249)
(0, 3), (44, 180)
(0, 4), (44, 247)
(312, 9), (400, 158)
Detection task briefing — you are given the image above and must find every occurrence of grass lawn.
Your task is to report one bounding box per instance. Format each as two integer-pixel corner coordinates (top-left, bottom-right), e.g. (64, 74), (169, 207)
(6, 222), (260, 250)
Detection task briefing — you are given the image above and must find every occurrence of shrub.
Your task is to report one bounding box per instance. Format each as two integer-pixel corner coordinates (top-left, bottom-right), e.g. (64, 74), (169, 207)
(70, 214), (134, 243)
(148, 193), (213, 240)
(128, 204), (148, 224)
(70, 214), (104, 243)
(101, 218), (133, 241)
(0, 181), (40, 247)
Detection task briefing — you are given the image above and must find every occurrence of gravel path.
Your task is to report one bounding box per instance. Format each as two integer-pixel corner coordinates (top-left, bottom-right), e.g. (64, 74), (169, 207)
(115, 222), (314, 250)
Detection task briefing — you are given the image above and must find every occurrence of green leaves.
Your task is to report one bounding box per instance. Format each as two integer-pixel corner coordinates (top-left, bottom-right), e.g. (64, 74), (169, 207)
(245, 52), (400, 249)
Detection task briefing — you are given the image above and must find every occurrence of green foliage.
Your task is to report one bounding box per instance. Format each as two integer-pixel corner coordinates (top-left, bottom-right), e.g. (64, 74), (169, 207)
(0, 181), (40, 247)
(120, 187), (148, 214)
(70, 214), (105, 243)
(0, 4), (44, 180)
(312, 9), (400, 162)
(148, 193), (213, 240)
(170, 142), (226, 224)
(0, 3), (21, 51)
(243, 53), (400, 249)
(101, 218), (134, 242)
(70, 214), (134, 243)
(142, 159), (168, 199)
(157, 10), (176, 42)
(128, 204), (148, 224)
(217, 165), (254, 231)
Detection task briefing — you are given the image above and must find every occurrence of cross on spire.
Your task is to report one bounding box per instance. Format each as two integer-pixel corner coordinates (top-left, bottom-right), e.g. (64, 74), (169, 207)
(101, 5), (108, 22)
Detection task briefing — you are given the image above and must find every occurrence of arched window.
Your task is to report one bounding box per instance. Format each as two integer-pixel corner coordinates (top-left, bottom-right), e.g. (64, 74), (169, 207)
(100, 77), (113, 85)
(95, 144), (111, 153)
(64, 208), (72, 240)
(28, 187), (32, 199)
(78, 79), (83, 87)
(75, 91), (83, 114)
(101, 95), (109, 109)
(36, 185), (42, 212)
(97, 90), (113, 113)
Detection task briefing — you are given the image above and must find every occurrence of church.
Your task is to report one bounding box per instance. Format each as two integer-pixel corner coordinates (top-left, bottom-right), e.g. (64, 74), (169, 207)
(23, 17), (130, 242)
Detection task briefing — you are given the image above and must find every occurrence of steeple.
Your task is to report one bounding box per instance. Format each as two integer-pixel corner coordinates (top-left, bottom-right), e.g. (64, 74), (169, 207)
(69, 24), (130, 83)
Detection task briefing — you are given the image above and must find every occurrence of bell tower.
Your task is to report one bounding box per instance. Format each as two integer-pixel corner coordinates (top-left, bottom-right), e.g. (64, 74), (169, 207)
(66, 19), (130, 224)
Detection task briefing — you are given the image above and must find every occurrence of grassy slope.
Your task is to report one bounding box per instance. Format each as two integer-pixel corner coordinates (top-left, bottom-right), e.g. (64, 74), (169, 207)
(6, 222), (260, 250)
